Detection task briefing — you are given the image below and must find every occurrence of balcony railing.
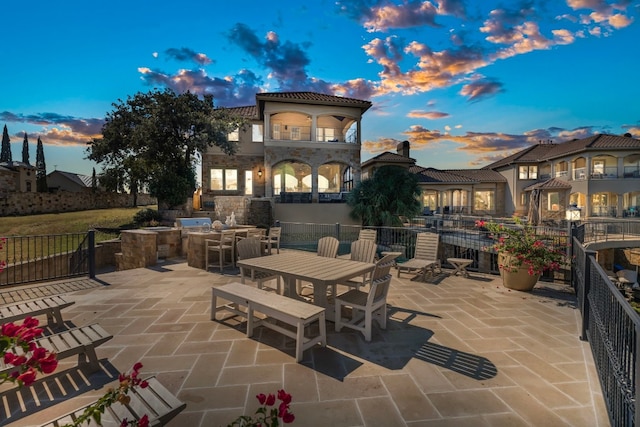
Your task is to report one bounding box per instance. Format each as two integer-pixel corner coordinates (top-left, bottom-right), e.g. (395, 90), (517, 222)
(269, 125), (358, 143)
(624, 166), (640, 178)
(555, 170), (568, 178)
(591, 166), (618, 179)
(573, 167), (587, 180)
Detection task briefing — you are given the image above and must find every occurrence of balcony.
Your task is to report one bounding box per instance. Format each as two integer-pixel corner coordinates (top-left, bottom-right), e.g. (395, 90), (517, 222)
(590, 166), (618, 179)
(269, 125), (358, 143)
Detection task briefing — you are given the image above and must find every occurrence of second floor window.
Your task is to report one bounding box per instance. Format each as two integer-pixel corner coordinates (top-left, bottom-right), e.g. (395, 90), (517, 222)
(519, 165), (538, 179)
(228, 129), (239, 142)
(210, 168), (237, 191)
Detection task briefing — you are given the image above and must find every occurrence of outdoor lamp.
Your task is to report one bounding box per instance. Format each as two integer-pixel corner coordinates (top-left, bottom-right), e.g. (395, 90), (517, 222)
(258, 168), (263, 178)
(566, 204), (581, 221)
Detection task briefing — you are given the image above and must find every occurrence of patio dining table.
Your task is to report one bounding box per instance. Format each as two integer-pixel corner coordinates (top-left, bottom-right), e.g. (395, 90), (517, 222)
(236, 252), (375, 321)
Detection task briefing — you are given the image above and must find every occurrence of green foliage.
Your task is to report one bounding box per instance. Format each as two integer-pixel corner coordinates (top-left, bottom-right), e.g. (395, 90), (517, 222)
(21, 132), (30, 164)
(87, 89), (246, 209)
(347, 165), (422, 226)
(133, 208), (162, 225)
(1, 125), (12, 162)
(35, 137), (47, 192)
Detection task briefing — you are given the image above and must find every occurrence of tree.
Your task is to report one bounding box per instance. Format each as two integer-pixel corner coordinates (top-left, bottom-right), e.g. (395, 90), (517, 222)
(36, 137), (47, 192)
(1, 125), (11, 162)
(87, 89), (245, 209)
(22, 132), (30, 164)
(347, 165), (422, 226)
(91, 167), (97, 192)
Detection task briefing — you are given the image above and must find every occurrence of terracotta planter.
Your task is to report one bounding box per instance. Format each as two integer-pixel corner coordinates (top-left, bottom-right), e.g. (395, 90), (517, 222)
(498, 253), (540, 292)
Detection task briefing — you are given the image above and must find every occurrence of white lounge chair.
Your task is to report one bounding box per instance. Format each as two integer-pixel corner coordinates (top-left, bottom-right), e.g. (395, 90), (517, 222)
(396, 232), (441, 281)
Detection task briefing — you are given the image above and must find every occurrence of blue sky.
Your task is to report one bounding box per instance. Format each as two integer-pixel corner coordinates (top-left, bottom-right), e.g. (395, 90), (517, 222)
(1, 0), (639, 181)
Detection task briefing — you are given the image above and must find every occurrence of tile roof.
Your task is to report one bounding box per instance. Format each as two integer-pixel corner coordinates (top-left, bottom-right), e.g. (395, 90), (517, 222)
(484, 133), (640, 169)
(49, 170), (93, 187)
(523, 177), (572, 191)
(444, 169), (506, 182)
(256, 91), (372, 110)
(224, 105), (258, 119)
(361, 152), (415, 168)
(414, 167), (476, 183)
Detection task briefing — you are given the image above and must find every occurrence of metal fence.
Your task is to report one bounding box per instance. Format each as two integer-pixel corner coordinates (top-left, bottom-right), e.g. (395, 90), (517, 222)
(572, 223), (640, 426)
(0, 231), (95, 286)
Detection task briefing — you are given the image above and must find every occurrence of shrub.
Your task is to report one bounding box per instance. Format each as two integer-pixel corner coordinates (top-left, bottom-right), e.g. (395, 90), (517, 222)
(133, 208), (162, 226)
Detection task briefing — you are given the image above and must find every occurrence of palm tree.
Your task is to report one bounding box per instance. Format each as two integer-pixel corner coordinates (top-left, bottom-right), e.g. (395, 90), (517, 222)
(347, 165), (421, 226)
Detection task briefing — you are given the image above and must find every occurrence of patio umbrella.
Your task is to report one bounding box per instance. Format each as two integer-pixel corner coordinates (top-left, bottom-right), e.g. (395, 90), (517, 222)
(528, 188), (540, 225)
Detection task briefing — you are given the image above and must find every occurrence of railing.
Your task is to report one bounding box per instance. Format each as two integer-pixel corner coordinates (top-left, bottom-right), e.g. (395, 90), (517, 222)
(0, 230), (95, 286)
(581, 221), (640, 244)
(591, 166), (618, 179)
(573, 167), (587, 180)
(572, 223), (640, 427)
(591, 205), (618, 218)
(624, 166), (640, 178)
(555, 170), (568, 178)
(278, 219), (570, 280)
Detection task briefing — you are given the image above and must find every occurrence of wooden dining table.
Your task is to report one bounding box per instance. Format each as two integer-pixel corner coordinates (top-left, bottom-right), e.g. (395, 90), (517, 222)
(236, 252), (375, 320)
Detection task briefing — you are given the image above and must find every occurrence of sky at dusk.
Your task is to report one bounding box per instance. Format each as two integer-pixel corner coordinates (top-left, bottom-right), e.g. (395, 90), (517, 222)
(2, 0), (639, 182)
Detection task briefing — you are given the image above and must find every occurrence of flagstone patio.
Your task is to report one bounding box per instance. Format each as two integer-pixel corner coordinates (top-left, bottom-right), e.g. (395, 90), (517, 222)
(1, 251), (609, 426)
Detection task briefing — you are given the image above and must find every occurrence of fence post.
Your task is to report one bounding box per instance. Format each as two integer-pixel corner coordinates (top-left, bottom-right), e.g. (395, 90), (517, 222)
(580, 249), (596, 341)
(88, 229), (96, 279)
(335, 223), (340, 240)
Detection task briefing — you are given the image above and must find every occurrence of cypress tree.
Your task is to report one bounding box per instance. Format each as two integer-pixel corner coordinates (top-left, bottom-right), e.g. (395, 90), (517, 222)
(1, 125), (12, 162)
(92, 167), (97, 192)
(22, 132), (30, 164)
(36, 136), (48, 192)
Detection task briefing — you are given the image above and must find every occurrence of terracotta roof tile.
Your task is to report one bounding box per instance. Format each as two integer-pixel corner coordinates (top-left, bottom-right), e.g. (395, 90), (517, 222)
(523, 177), (572, 191)
(224, 105), (257, 118)
(361, 152), (415, 168)
(256, 91), (372, 109)
(444, 169), (506, 182)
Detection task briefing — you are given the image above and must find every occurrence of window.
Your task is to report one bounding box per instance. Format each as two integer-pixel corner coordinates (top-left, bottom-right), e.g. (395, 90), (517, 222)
(317, 127), (336, 142)
(272, 123), (281, 139)
(518, 165), (538, 179)
(520, 192), (529, 207)
(343, 167), (354, 191)
(422, 191), (437, 210)
(290, 126), (301, 140)
(228, 128), (239, 142)
(244, 171), (253, 195)
(548, 192), (560, 211)
(593, 160), (604, 175)
(252, 124), (263, 142)
(210, 168), (237, 191)
(474, 190), (495, 211)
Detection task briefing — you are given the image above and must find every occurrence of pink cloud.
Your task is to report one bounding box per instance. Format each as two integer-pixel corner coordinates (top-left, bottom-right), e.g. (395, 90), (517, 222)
(407, 110), (450, 119)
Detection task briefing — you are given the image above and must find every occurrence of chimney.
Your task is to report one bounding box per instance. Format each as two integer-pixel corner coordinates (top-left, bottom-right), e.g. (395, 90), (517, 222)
(397, 140), (410, 157)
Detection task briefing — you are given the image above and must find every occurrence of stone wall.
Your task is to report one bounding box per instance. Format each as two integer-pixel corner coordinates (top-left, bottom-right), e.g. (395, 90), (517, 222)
(0, 190), (156, 216)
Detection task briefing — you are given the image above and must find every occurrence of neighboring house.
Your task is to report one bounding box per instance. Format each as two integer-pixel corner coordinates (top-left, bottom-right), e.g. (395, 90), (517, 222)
(484, 134), (640, 219)
(202, 92), (372, 205)
(361, 141), (508, 217)
(47, 170), (95, 192)
(0, 161), (37, 193)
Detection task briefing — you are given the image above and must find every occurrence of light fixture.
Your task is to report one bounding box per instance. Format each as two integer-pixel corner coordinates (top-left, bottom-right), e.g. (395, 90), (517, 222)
(257, 167), (263, 178)
(565, 204), (581, 221)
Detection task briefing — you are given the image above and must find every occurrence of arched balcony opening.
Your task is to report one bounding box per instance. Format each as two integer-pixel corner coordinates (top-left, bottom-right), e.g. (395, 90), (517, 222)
(273, 160), (312, 203)
(269, 112), (312, 141)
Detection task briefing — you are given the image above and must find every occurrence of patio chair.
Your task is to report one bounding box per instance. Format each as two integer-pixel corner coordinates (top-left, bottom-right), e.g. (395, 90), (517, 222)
(261, 226), (281, 254)
(236, 237), (281, 293)
(396, 232), (441, 281)
(298, 236), (339, 298)
(358, 228), (377, 242)
(205, 229), (236, 272)
(334, 253), (396, 341)
(331, 239), (377, 296)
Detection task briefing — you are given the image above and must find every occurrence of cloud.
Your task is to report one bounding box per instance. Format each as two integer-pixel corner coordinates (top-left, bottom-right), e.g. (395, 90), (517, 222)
(362, 136), (403, 153)
(459, 77), (504, 102)
(138, 67), (262, 107)
(227, 23), (335, 93)
(0, 112), (104, 147)
(407, 110), (450, 119)
(164, 47), (214, 65)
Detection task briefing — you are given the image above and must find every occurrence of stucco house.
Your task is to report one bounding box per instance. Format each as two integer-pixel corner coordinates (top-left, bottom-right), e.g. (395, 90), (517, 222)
(360, 141), (508, 217)
(201, 91), (372, 224)
(484, 134), (640, 219)
(0, 161), (37, 193)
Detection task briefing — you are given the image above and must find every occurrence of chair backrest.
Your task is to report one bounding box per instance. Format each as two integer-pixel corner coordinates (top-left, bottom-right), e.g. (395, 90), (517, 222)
(245, 228), (265, 239)
(317, 236), (339, 258)
(358, 229), (377, 242)
(269, 227), (282, 239)
(368, 254), (395, 303)
(236, 237), (262, 260)
(414, 232), (439, 261)
(350, 239), (377, 263)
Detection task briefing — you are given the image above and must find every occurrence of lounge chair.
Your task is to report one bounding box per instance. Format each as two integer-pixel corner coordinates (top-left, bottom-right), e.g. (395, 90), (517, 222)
(396, 232), (441, 281)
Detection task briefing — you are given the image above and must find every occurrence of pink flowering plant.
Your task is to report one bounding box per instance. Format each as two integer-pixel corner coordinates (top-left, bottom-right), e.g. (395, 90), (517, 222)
(476, 217), (567, 276)
(0, 317), (58, 386)
(228, 389), (295, 426)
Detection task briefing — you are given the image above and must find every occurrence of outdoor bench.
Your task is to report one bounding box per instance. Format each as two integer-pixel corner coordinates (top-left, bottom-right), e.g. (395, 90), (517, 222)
(211, 282), (327, 362)
(0, 295), (75, 328)
(0, 323), (113, 376)
(39, 375), (186, 427)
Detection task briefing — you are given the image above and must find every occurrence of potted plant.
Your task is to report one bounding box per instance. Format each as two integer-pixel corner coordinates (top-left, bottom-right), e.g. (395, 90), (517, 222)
(476, 218), (567, 291)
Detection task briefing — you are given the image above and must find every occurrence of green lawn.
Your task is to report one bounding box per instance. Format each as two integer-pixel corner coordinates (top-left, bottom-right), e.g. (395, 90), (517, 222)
(0, 206), (157, 237)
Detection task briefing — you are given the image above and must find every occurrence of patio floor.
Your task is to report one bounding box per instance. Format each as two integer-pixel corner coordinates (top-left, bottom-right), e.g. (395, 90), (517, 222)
(1, 251), (609, 427)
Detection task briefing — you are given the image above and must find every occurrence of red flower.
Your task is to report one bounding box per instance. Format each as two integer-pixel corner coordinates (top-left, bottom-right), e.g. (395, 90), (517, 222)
(256, 393), (267, 404)
(282, 411), (295, 423)
(277, 389), (292, 404)
(39, 353), (58, 374)
(17, 368), (37, 386)
(265, 393), (276, 406)
(133, 362), (143, 372)
(137, 414), (149, 427)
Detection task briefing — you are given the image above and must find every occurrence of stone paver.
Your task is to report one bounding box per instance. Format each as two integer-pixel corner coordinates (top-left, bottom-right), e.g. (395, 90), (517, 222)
(1, 255), (609, 427)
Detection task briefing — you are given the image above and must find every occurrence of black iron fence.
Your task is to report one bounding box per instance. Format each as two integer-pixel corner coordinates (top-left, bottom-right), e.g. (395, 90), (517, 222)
(572, 223), (640, 427)
(0, 231), (95, 286)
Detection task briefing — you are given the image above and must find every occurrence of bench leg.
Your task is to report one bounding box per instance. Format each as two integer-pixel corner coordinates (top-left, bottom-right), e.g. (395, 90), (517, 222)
(46, 308), (65, 327)
(211, 291), (218, 320)
(247, 303), (255, 337)
(318, 313), (327, 347)
(78, 348), (101, 373)
(295, 321), (304, 362)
